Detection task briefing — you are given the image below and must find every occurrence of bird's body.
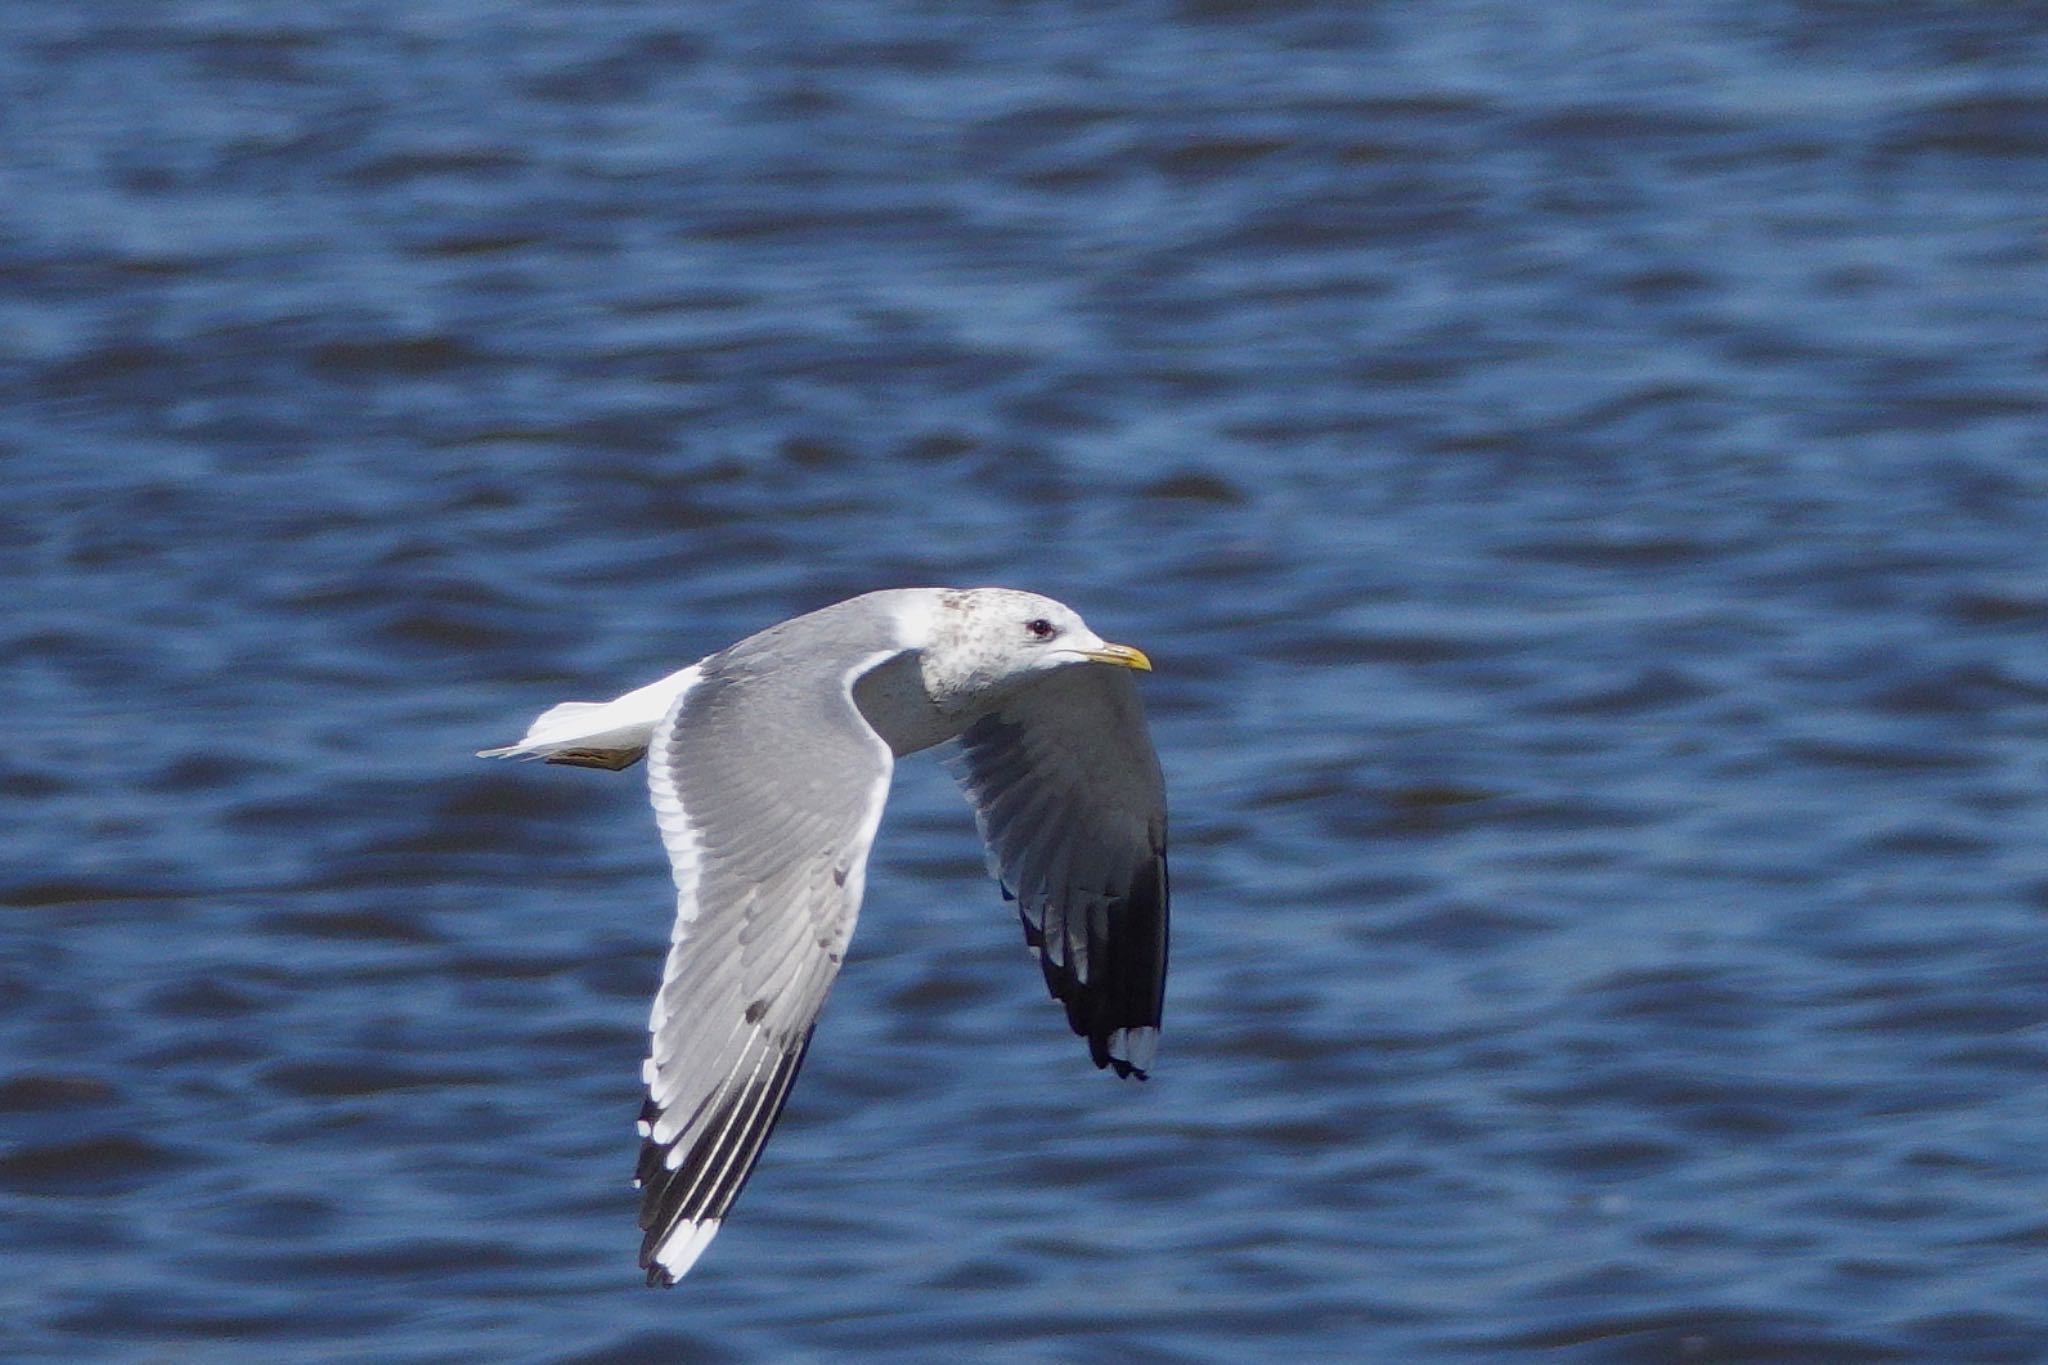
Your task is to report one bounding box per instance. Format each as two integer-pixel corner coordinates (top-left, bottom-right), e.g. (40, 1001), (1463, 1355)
(480, 588), (1167, 1284)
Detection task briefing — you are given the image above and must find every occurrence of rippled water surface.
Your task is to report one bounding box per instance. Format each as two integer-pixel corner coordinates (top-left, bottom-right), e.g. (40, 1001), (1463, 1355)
(6, 2), (2048, 1361)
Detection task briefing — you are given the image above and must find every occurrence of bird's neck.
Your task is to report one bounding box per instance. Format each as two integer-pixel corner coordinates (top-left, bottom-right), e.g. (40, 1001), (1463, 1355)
(851, 649), (978, 756)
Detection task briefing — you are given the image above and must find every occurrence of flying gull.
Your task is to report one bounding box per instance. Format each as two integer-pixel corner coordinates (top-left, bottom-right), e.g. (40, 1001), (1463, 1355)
(479, 588), (1168, 1284)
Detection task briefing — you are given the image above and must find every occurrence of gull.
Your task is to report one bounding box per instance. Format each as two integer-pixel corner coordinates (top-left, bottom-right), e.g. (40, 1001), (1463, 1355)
(480, 588), (1168, 1284)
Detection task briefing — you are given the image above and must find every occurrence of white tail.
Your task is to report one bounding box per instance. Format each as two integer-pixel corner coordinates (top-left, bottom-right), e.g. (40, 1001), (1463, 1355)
(478, 664), (701, 771)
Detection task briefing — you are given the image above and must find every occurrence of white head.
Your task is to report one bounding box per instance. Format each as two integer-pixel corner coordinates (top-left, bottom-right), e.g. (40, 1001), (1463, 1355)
(915, 587), (1151, 715)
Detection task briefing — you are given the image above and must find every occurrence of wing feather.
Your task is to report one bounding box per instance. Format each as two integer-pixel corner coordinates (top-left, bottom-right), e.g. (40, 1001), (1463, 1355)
(946, 664), (1168, 1079)
(633, 648), (898, 1285)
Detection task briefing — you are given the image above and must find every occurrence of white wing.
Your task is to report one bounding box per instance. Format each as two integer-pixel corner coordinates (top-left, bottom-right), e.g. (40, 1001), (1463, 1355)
(634, 649), (898, 1285)
(947, 665), (1169, 1078)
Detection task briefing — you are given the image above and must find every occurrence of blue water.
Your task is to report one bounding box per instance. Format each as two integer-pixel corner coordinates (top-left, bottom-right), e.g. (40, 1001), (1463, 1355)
(5, 2), (2048, 1360)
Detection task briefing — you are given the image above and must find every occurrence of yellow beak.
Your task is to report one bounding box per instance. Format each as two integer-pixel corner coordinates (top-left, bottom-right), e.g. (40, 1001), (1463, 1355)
(1083, 641), (1153, 672)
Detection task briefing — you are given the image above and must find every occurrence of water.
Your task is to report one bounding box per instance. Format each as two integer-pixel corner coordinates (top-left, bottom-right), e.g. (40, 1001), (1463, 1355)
(5, 2), (2048, 1360)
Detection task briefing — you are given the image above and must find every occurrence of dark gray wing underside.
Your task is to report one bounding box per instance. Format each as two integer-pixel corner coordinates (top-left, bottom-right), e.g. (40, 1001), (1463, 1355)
(948, 665), (1168, 1078)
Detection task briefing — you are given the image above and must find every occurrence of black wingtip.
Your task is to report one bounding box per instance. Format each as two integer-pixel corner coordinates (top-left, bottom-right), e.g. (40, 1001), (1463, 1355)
(1013, 849), (1169, 1080)
(633, 1031), (817, 1288)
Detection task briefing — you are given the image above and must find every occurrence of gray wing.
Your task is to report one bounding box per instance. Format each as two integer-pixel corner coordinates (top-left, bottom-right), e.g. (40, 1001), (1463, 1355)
(946, 664), (1168, 1079)
(634, 649), (898, 1285)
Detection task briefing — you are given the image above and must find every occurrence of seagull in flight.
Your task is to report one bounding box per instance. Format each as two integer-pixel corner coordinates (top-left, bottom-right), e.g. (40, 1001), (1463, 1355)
(480, 587), (1168, 1284)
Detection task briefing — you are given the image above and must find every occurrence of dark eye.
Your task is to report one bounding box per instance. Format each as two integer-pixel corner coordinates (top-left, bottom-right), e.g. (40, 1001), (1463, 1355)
(1025, 618), (1056, 640)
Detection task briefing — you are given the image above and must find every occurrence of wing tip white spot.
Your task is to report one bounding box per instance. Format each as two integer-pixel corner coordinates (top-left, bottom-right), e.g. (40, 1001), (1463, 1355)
(1111, 1025), (1159, 1075)
(652, 1218), (722, 1282)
